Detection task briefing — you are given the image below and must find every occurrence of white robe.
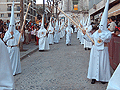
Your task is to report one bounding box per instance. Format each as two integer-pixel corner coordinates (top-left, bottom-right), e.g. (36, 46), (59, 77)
(74, 25), (77, 32)
(0, 39), (14, 90)
(54, 26), (59, 43)
(83, 30), (112, 82)
(66, 27), (73, 44)
(48, 27), (54, 45)
(107, 63), (120, 90)
(3, 30), (24, 75)
(60, 26), (65, 38)
(84, 25), (92, 48)
(77, 29), (80, 39)
(38, 28), (50, 50)
(80, 31), (84, 44)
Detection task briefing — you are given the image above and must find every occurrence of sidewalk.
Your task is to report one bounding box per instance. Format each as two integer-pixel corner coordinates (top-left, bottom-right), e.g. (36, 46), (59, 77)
(20, 42), (39, 60)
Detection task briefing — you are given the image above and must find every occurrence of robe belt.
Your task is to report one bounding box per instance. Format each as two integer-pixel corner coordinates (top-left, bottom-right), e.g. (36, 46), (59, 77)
(8, 45), (18, 48)
(104, 43), (108, 47)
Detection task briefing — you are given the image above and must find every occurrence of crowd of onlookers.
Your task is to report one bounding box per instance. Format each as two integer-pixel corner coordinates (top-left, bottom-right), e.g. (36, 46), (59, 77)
(0, 16), (120, 47)
(91, 16), (120, 36)
(0, 19), (43, 45)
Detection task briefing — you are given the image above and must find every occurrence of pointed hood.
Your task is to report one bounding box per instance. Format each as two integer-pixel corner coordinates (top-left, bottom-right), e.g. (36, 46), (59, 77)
(68, 18), (70, 27)
(83, 17), (85, 26)
(8, 1), (15, 33)
(99, 0), (109, 31)
(49, 17), (52, 27)
(87, 14), (91, 27)
(41, 15), (44, 29)
(84, 17), (88, 26)
(48, 17), (53, 30)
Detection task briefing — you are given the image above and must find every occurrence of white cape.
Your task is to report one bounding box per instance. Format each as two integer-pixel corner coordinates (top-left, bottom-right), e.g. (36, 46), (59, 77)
(107, 63), (120, 90)
(48, 26), (54, 45)
(0, 39), (14, 90)
(84, 25), (92, 48)
(66, 27), (73, 44)
(83, 31), (111, 82)
(38, 28), (50, 50)
(3, 30), (24, 75)
(54, 26), (59, 43)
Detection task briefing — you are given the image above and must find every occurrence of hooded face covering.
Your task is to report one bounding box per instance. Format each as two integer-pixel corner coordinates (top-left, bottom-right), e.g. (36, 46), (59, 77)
(99, 25), (104, 31)
(99, 0), (109, 31)
(40, 15), (44, 30)
(8, 1), (15, 33)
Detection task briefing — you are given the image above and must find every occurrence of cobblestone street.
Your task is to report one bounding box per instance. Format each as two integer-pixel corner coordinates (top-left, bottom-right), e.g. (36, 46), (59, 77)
(15, 33), (108, 90)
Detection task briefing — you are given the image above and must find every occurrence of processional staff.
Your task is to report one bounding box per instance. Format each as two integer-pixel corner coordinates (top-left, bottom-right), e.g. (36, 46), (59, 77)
(57, 7), (95, 44)
(18, 3), (31, 45)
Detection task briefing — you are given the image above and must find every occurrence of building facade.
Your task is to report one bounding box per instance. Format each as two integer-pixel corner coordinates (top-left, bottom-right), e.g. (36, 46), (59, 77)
(0, 0), (37, 23)
(89, 0), (120, 22)
(54, 0), (89, 22)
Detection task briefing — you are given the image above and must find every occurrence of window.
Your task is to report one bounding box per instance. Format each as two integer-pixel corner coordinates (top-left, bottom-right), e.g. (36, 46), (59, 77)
(72, 0), (78, 11)
(7, 6), (11, 11)
(8, 13), (11, 17)
(17, 6), (20, 11)
(1, 14), (4, 17)
(17, 14), (20, 17)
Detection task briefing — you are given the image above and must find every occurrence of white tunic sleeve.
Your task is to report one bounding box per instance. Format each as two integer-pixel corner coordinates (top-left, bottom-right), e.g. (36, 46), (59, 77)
(83, 33), (94, 42)
(3, 32), (12, 42)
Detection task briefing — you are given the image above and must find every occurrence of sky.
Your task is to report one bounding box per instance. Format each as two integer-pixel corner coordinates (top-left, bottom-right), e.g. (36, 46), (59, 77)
(36, 0), (47, 4)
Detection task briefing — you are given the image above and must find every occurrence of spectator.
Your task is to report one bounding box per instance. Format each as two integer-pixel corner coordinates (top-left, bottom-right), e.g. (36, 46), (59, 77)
(108, 16), (117, 32)
(115, 22), (120, 36)
(25, 26), (30, 44)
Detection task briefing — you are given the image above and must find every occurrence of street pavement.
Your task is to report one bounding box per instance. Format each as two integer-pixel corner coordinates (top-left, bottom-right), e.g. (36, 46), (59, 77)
(16, 33), (109, 90)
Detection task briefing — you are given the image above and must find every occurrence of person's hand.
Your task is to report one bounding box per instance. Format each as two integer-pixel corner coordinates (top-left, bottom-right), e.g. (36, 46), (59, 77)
(98, 29), (102, 33)
(82, 30), (86, 35)
(10, 31), (14, 35)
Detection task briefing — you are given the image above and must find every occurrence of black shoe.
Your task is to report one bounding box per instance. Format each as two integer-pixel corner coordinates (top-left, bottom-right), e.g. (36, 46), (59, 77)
(101, 82), (106, 84)
(88, 48), (91, 50)
(91, 79), (96, 84)
(69, 44), (71, 45)
(85, 48), (87, 50)
(67, 44), (69, 46)
(39, 50), (44, 52)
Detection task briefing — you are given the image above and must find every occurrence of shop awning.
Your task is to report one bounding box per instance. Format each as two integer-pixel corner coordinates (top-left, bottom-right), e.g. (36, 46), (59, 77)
(108, 3), (120, 17)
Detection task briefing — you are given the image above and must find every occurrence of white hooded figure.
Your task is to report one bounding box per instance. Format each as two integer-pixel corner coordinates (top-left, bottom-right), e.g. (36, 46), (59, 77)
(54, 20), (60, 44)
(84, 15), (92, 49)
(38, 15), (50, 50)
(77, 20), (82, 40)
(65, 18), (73, 45)
(107, 63), (120, 90)
(60, 19), (65, 38)
(48, 17), (54, 45)
(80, 17), (85, 45)
(58, 20), (61, 40)
(74, 25), (78, 33)
(0, 39), (14, 90)
(83, 0), (111, 84)
(3, 1), (24, 76)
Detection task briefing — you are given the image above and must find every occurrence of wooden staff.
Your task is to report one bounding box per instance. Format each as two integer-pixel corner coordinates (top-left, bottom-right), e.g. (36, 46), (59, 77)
(18, 3), (31, 45)
(57, 7), (94, 44)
